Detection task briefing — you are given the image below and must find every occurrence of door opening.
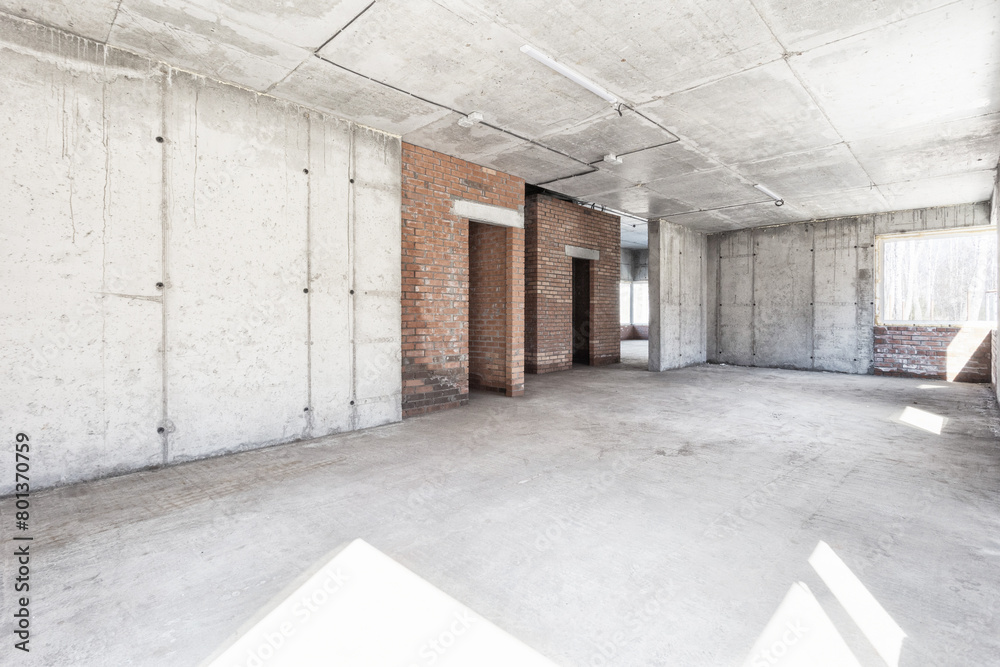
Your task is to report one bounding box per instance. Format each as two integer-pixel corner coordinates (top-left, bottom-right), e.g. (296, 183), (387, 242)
(572, 257), (591, 365)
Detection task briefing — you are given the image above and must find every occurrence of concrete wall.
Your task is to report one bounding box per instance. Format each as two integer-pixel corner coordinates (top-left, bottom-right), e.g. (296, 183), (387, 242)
(648, 220), (708, 371)
(620, 249), (649, 282)
(0, 16), (401, 494)
(707, 202), (991, 373)
(995, 169), (1000, 398)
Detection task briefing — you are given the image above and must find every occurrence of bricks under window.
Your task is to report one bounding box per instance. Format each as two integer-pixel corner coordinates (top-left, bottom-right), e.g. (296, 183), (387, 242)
(873, 325), (992, 382)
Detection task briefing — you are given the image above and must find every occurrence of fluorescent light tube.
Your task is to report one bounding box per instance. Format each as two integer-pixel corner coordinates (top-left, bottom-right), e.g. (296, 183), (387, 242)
(754, 183), (785, 206)
(520, 44), (617, 104)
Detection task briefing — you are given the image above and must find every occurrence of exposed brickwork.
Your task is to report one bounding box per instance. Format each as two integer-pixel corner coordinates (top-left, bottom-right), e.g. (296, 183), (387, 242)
(400, 143), (524, 417)
(620, 324), (650, 341)
(525, 194), (620, 373)
(874, 326), (992, 382)
(469, 222), (525, 396)
(620, 325), (651, 341)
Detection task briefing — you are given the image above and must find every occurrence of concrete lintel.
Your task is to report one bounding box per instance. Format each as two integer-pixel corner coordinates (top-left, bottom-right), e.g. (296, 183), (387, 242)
(453, 199), (523, 229)
(565, 245), (600, 260)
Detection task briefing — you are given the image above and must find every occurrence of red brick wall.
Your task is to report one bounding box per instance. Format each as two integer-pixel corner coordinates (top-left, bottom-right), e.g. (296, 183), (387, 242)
(620, 325), (649, 341)
(470, 222), (515, 392)
(874, 326), (992, 382)
(525, 194), (620, 373)
(400, 143), (524, 417)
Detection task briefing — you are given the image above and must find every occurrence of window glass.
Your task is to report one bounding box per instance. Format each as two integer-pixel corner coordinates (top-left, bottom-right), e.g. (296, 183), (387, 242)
(879, 229), (997, 325)
(632, 282), (649, 326)
(620, 282), (632, 324)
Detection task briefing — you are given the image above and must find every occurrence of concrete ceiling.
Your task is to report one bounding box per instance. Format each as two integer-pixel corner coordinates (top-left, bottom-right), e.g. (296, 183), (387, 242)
(620, 220), (648, 250)
(6, 0), (999, 237)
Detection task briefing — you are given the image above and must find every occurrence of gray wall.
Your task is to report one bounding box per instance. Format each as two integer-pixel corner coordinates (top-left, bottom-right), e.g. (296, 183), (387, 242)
(707, 202), (992, 373)
(994, 169), (999, 398)
(620, 248), (649, 282)
(0, 17), (402, 493)
(648, 220), (708, 371)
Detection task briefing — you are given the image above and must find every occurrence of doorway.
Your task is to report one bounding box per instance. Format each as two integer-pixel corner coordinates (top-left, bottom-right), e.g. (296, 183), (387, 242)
(572, 257), (591, 364)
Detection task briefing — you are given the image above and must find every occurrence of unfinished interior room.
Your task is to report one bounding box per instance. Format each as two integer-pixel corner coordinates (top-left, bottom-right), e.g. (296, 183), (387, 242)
(2, 0), (999, 664)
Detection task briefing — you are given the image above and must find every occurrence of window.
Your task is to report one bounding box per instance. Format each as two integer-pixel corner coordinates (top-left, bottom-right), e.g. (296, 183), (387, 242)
(632, 282), (649, 325)
(620, 283), (631, 325)
(877, 228), (997, 326)
(620, 281), (649, 326)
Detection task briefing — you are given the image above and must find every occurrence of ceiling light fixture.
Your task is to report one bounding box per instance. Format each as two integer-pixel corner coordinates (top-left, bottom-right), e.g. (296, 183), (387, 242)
(457, 111), (483, 128)
(520, 44), (618, 104)
(754, 184), (785, 206)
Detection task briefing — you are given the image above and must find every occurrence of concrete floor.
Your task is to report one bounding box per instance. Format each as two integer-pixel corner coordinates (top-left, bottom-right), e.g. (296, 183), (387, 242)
(5, 356), (1000, 666)
(620, 339), (649, 369)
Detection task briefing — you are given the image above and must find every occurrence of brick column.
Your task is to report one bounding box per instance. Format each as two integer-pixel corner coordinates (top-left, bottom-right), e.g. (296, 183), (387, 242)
(401, 143), (525, 416)
(506, 225), (525, 396)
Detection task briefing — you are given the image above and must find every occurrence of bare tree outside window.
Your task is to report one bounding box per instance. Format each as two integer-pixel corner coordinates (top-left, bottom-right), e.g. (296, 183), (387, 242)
(879, 229), (997, 325)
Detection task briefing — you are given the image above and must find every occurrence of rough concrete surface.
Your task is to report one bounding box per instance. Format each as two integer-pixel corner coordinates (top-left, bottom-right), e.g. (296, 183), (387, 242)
(3, 359), (998, 666)
(2, 0), (997, 228)
(707, 202), (992, 374)
(995, 168), (1000, 403)
(619, 339), (649, 370)
(0, 16), (402, 494)
(648, 220), (707, 371)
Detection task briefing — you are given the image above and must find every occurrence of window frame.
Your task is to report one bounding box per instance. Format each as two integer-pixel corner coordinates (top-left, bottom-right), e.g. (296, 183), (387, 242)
(631, 280), (649, 326)
(619, 280), (649, 326)
(619, 281), (633, 326)
(875, 226), (997, 327)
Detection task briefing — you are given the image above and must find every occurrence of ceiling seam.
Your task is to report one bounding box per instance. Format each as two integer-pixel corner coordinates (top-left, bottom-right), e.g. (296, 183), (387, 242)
(303, 0), (772, 217)
(878, 168), (997, 188)
(314, 0), (377, 54)
(312, 53), (597, 171)
(636, 56), (786, 103)
(537, 136), (688, 187)
(847, 109), (1000, 144)
(115, 6), (181, 63)
(0, 9), (398, 144)
(791, 0), (966, 54)
(781, 57), (893, 209)
(454, 0), (782, 109)
(610, 139), (682, 161)
(661, 199), (778, 219)
(746, 0), (907, 211)
(28, 0), (986, 230)
(263, 60), (303, 95)
(114, 0), (377, 98)
(105, 0), (125, 43)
